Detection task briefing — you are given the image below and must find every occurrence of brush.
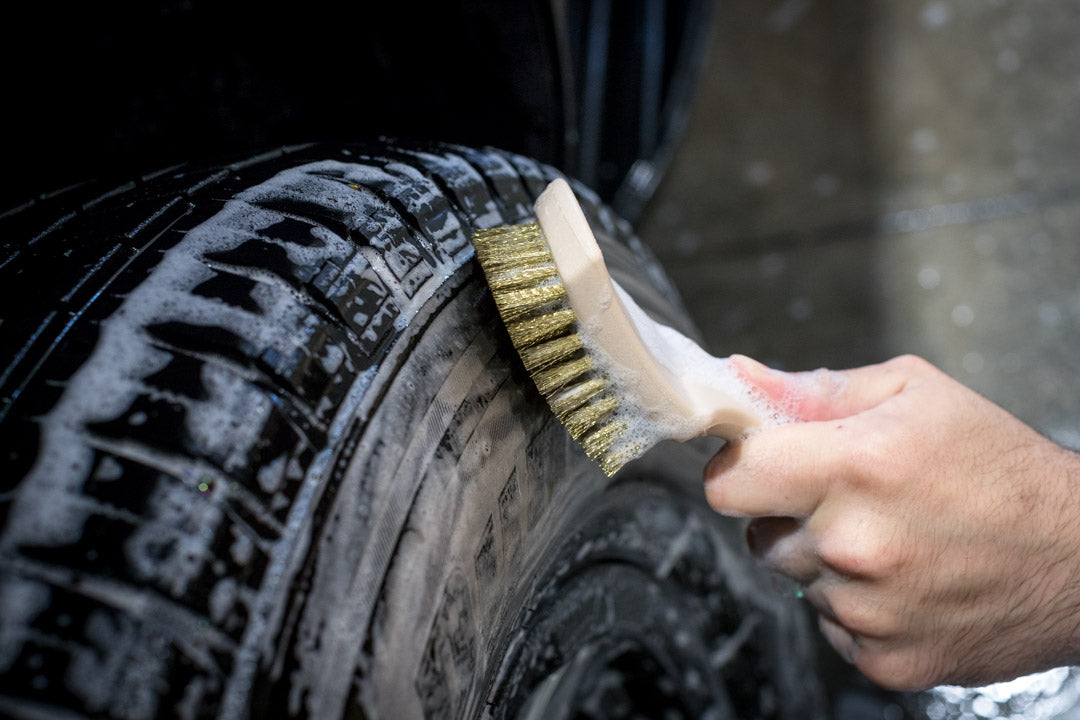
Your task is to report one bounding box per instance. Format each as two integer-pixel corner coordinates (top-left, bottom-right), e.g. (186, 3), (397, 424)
(471, 178), (785, 476)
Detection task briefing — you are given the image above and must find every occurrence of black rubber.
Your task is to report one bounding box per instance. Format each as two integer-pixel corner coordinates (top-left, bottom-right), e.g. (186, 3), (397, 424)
(0, 141), (826, 719)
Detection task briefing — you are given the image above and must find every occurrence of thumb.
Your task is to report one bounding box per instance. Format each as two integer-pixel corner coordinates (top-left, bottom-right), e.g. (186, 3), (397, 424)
(730, 354), (918, 422)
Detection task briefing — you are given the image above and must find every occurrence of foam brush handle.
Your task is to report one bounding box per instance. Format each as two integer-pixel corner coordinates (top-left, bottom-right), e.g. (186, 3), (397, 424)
(534, 178), (771, 441)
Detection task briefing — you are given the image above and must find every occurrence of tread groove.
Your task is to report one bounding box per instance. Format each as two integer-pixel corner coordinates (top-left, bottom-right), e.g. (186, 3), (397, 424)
(378, 150), (480, 231)
(201, 255), (353, 336)
(459, 157), (516, 222)
(141, 327), (329, 442)
(81, 433), (287, 542)
(0, 141), (707, 720)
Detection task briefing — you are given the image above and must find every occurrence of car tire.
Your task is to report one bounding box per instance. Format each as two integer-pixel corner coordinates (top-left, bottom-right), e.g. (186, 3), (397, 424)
(0, 140), (826, 719)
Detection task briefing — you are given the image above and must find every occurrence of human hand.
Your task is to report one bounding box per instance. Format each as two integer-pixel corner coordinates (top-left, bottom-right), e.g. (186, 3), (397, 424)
(703, 354), (1080, 690)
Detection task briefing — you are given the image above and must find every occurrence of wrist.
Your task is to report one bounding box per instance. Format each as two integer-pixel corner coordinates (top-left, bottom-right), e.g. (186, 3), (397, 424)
(1007, 440), (1080, 676)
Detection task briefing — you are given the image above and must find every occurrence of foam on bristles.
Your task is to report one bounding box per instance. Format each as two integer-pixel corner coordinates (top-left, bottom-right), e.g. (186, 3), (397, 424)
(471, 218), (803, 477)
(570, 282), (799, 469)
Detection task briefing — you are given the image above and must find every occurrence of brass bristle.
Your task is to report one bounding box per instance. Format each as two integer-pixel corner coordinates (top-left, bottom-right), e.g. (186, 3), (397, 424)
(533, 356), (593, 396)
(493, 284), (567, 321)
(472, 223), (549, 271)
(519, 335), (584, 372)
(581, 420), (627, 462)
(507, 309), (577, 347)
(481, 248), (554, 275)
(471, 220), (635, 477)
(487, 265), (559, 292)
(563, 396), (618, 438)
(471, 222), (544, 246)
(549, 377), (607, 417)
(598, 444), (640, 477)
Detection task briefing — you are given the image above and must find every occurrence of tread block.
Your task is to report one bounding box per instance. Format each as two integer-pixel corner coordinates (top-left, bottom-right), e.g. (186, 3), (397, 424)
(391, 149), (503, 229)
(0, 142), (686, 719)
(204, 239), (320, 289)
(192, 272), (262, 314)
(87, 394), (192, 458)
(449, 146), (534, 221)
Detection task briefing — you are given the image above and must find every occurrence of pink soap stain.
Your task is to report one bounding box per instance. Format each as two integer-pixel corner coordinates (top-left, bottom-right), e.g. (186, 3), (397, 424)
(729, 354), (850, 424)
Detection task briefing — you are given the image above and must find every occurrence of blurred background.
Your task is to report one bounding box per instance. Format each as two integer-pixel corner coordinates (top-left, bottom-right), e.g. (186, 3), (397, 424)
(637, 2), (1080, 718)
(638, 0), (1080, 450)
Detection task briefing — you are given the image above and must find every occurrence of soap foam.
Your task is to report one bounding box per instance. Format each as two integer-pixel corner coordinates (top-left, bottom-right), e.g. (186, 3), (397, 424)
(576, 281), (798, 465)
(4, 160), (473, 553)
(769, 364), (850, 424)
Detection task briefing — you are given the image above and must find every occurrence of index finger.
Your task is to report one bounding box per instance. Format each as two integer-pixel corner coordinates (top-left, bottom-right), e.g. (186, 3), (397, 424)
(703, 421), (844, 517)
(730, 354), (914, 422)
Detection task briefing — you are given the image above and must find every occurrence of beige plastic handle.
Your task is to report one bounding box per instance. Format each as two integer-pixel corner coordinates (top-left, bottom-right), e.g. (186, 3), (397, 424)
(534, 178), (770, 441)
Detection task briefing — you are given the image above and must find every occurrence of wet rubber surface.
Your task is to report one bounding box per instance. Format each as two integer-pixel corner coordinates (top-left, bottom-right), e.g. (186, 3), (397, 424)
(0, 141), (825, 719)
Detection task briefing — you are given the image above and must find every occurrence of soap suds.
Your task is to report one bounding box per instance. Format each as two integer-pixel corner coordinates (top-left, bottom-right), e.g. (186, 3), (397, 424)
(576, 281), (798, 464)
(2, 159), (475, 555)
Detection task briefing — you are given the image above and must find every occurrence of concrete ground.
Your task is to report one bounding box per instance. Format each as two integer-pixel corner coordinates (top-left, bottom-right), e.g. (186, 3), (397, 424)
(636, 1), (1080, 717)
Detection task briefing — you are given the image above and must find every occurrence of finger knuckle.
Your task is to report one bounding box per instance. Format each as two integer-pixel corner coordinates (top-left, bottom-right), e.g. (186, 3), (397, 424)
(891, 353), (930, 374)
(829, 591), (898, 638)
(847, 426), (897, 480)
(818, 522), (897, 579)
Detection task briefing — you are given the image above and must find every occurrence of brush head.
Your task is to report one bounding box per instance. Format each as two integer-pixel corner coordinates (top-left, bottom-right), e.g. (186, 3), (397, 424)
(471, 221), (638, 476)
(473, 180), (779, 477)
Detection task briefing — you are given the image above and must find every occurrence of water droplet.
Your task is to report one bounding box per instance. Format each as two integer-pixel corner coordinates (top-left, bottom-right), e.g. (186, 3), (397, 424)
(921, 2), (951, 29)
(1037, 302), (1062, 327)
(744, 160), (774, 188)
(951, 304), (974, 327)
(997, 48), (1021, 74)
(971, 695), (998, 719)
(812, 173), (839, 197)
(768, 0), (810, 33)
(758, 253), (786, 279)
(910, 128), (939, 154)
(918, 266), (941, 290)
(787, 297), (813, 322)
